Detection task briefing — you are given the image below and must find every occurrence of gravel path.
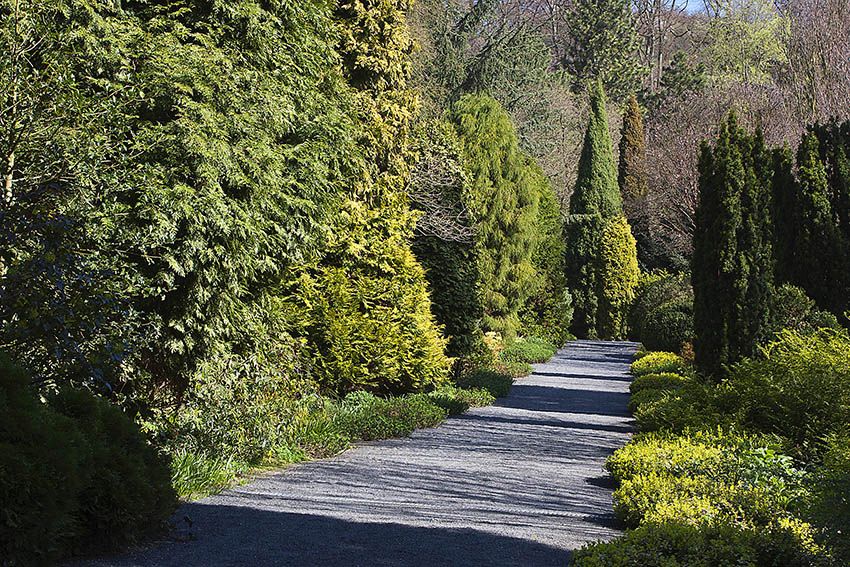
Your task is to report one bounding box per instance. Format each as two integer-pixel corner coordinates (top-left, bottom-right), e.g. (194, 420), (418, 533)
(79, 340), (636, 566)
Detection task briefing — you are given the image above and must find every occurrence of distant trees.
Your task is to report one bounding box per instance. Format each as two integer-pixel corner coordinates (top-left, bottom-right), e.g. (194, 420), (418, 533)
(566, 82), (638, 339)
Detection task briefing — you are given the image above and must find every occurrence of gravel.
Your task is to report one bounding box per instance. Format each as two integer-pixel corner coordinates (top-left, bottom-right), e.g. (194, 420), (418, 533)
(77, 340), (637, 567)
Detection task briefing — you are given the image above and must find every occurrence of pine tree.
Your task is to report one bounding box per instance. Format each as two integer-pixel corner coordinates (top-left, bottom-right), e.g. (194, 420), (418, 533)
(692, 114), (775, 377)
(618, 94), (649, 207)
(564, 0), (647, 100)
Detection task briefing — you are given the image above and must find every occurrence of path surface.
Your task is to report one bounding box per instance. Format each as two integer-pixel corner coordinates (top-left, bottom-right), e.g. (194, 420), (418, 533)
(81, 340), (636, 567)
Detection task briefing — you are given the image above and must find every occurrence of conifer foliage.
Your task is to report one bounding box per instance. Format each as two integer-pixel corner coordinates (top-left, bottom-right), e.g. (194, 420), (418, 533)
(692, 114), (775, 376)
(448, 94), (542, 341)
(566, 81), (638, 338)
(774, 123), (850, 323)
(618, 94), (649, 207)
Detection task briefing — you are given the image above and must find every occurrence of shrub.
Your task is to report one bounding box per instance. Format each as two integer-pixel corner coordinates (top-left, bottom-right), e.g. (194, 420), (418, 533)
(573, 519), (828, 567)
(456, 369), (514, 398)
(641, 300), (694, 353)
(633, 384), (725, 433)
(767, 284), (841, 338)
(0, 355), (87, 564)
(500, 336), (558, 364)
(630, 372), (690, 395)
(0, 355), (176, 563)
(49, 389), (176, 553)
(724, 329), (850, 456)
(631, 351), (687, 376)
(428, 385), (495, 415)
(609, 430), (807, 529)
(628, 388), (668, 414)
(807, 433), (850, 562)
(628, 271), (693, 342)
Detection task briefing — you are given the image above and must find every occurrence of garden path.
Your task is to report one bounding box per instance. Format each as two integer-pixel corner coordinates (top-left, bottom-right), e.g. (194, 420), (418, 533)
(79, 340), (637, 566)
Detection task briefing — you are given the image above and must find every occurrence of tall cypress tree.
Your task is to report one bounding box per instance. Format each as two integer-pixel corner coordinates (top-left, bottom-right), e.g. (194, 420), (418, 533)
(773, 131), (850, 322)
(692, 114), (775, 377)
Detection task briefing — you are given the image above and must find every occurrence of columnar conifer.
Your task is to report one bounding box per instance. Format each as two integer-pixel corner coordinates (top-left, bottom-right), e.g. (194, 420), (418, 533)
(692, 114), (775, 376)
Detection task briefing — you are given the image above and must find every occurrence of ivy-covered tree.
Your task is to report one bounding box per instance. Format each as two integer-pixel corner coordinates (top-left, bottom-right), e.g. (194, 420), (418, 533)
(564, 0), (647, 100)
(692, 114), (775, 377)
(448, 94), (541, 341)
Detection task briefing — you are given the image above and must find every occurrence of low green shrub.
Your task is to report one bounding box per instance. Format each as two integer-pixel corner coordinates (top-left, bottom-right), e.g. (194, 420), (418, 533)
(332, 392), (448, 442)
(630, 372), (690, 395)
(0, 355), (87, 564)
(457, 369), (514, 398)
(49, 389), (176, 554)
(641, 300), (694, 354)
(608, 430), (807, 529)
(724, 329), (850, 457)
(573, 519), (828, 567)
(631, 351), (687, 377)
(633, 382), (725, 433)
(629, 271), (693, 341)
(767, 284), (841, 338)
(0, 355), (176, 564)
(499, 336), (557, 364)
(627, 388), (667, 414)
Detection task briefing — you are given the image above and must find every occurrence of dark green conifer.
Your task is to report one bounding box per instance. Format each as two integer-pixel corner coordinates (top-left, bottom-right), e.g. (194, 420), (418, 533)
(692, 114), (775, 377)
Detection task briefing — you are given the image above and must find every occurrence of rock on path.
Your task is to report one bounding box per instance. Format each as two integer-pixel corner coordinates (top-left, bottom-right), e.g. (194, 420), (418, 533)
(79, 340), (637, 566)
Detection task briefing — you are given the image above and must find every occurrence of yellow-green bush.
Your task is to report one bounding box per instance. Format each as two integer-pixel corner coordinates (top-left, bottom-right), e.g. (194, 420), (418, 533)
(630, 372), (690, 395)
(631, 351), (687, 376)
(627, 388), (668, 414)
(596, 215), (639, 339)
(633, 384), (726, 433)
(499, 336), (558, 364)
(573, 519), (829, 567)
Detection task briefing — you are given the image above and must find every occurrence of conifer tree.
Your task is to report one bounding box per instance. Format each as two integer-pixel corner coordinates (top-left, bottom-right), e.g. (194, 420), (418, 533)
(693, 114), (775, 377)
(566, 81), (637, 338)
(564, 0), (646, 100)
(448, 94), (541, 341)
(618, 94), (649, 207)
(773, 131), (850, 322)
(570, 81), (622, 218)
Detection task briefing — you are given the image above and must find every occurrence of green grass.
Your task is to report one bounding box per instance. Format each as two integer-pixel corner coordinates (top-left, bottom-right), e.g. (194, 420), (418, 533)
(168, 374), (512, 500)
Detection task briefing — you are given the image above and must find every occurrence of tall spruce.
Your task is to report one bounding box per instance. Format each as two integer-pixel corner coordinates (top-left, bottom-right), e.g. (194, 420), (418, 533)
(692, 114), (776, 377)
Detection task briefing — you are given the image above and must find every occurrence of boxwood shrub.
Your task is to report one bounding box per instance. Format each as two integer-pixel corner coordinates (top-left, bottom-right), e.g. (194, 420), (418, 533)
(629, 372), (690, 395)
(630, 351), (687, 377)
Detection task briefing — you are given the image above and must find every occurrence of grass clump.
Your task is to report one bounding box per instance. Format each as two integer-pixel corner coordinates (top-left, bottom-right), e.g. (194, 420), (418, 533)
(499, 336), (558, 364)
(456, 368), (515, 398)
(630, 351), (686, 376)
